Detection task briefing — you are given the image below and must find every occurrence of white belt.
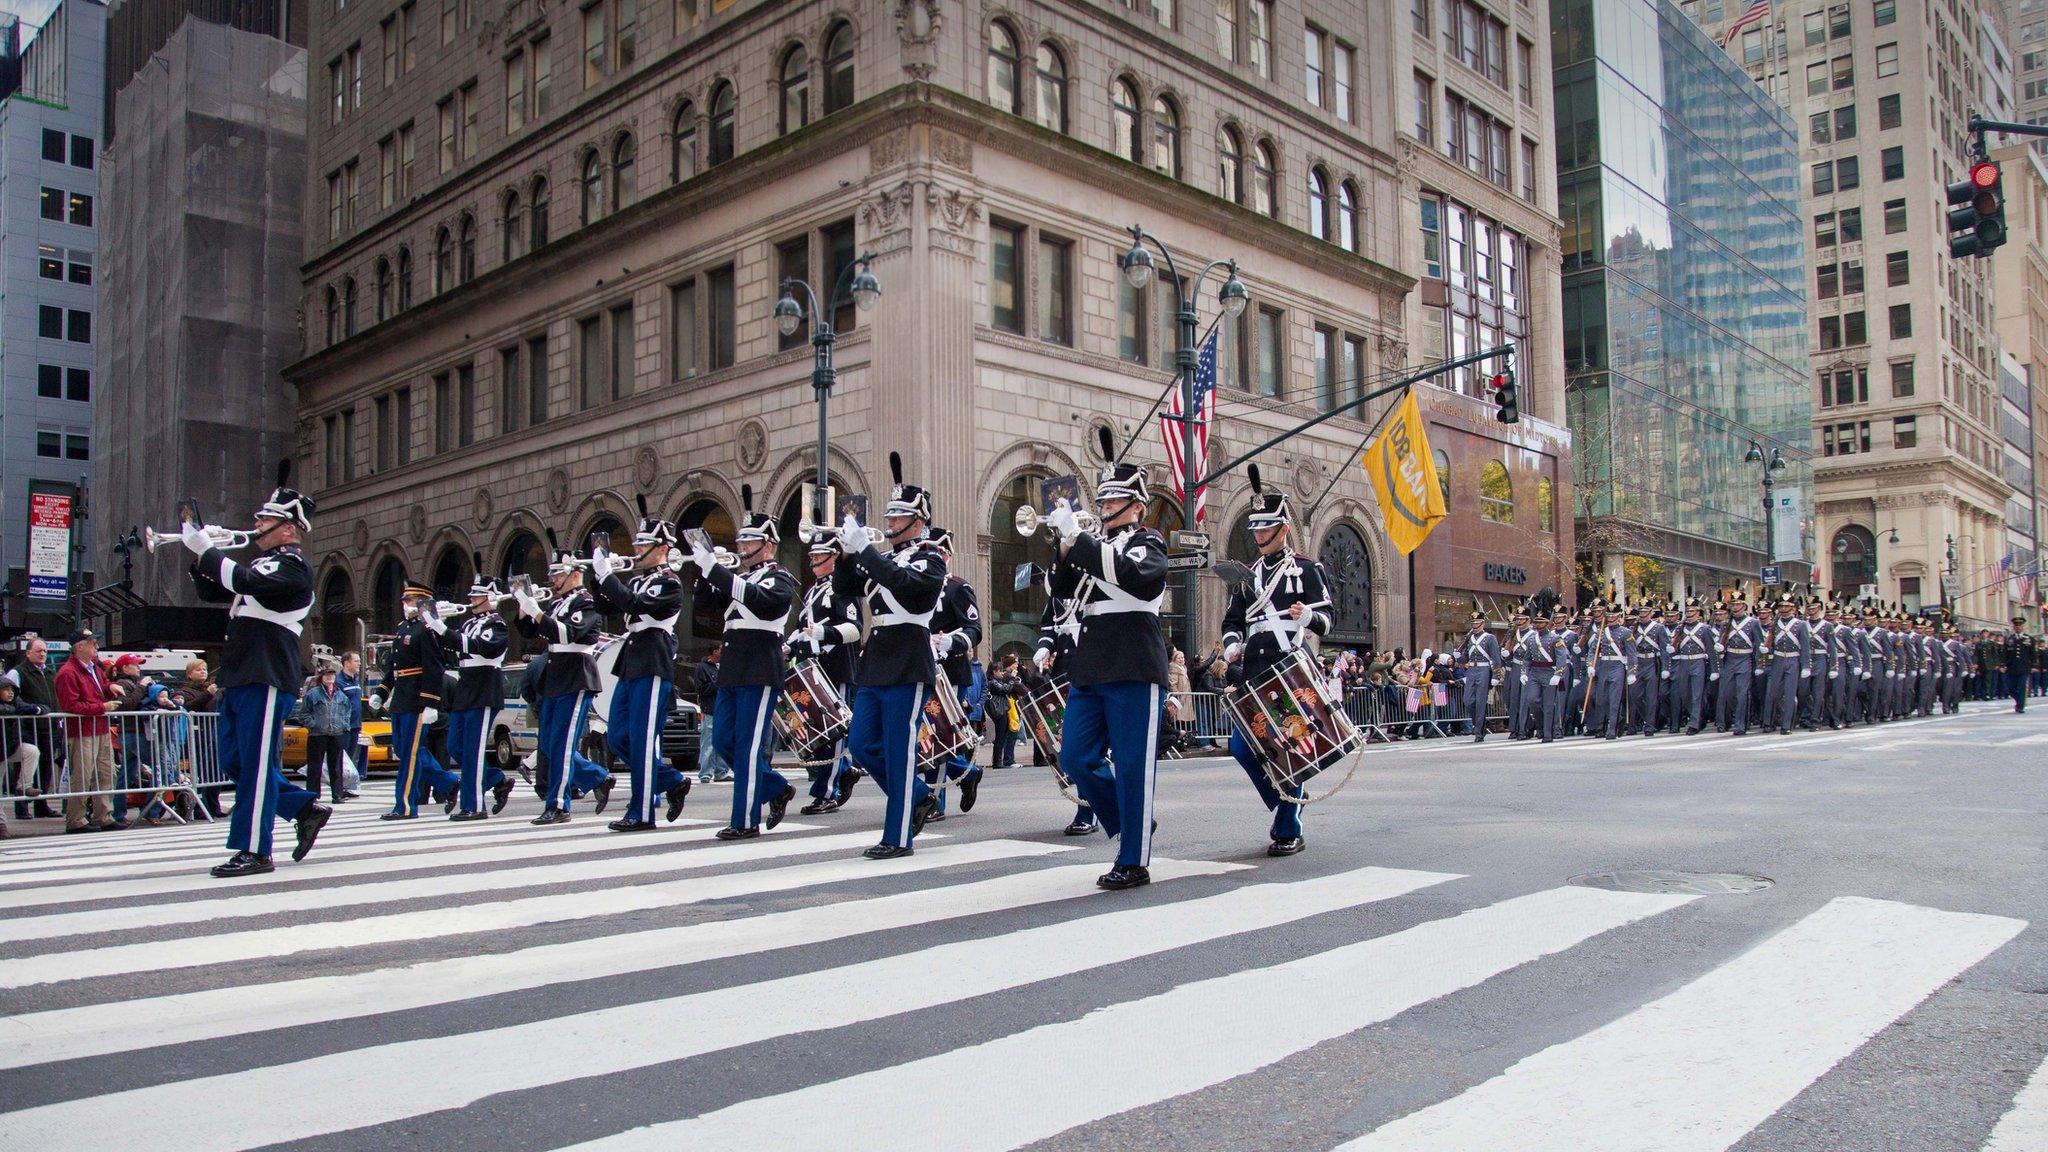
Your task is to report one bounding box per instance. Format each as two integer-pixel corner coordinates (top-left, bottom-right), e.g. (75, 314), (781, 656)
(460, 657), (506, 669)
(549, 643), (593, 654)
(1598, 656), (1627, 663)
(627, 615), (680, 633)
(723, 619), (784, 632)
(1726, 646), (1753, 654)
(1251, 618), (1302, 639)
(1673, 653), (1708, 660)
(873, 612), (933, 629)
(231, 599), (309, 634)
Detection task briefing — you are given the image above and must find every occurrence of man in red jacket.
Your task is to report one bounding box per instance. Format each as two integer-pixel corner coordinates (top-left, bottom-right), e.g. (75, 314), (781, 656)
(54, 628), (122, 832)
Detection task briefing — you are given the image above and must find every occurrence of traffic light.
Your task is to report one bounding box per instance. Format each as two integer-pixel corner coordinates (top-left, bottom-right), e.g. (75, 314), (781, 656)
(1490, 367), (1519, 424)
(1948, 160), (2007, 258)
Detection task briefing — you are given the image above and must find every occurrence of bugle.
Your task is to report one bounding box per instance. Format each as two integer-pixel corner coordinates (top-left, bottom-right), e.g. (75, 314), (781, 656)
(569, 554), (633, 574)
(1012, 502), (1100, 540)
(143, 525), (255, 554)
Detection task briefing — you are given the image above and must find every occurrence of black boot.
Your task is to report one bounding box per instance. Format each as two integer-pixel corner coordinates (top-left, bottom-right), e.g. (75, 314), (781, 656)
(863, 843), (913, 860)
(1063, 818), (1099, 836)
(835, 766), (866, 805)
(608, 817), (658, 832)
(1097, 865), (1151, 890)
(491, 777), (517, 815)
(958, 769), (981, 813)
(292, 803), (331, 862)
(591, 774), (615, 816)
(764, 784), (796, 830)
(210, 851), (275, 878)
(664, 779), (692, 822)
(716, 825), (761, 841)
(800, 796), (841, 815)
(380, 810), (417, 821)
(910, 794), (938, 837)
(1267, 836), (1305, 857)
(530, 806), (570, 826)
(449, 810), (488, 822)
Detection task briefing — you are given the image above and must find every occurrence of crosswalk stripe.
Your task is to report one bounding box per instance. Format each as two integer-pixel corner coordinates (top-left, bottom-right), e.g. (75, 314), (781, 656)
(1340, 896), (2026, 1152)
(0, 865), (1459, 1152)
(0, 844), (1221, 1071)
(563, 885), (1693, 1152)
(0, 811), (457, 867)
(0, 817), (703, 886)
(0, 824), (861, 957)
(0, 831), (948, 988)
(0, 803), (400, 856)
(1983, 1052), (2048, 1151)
(0, 816), (761, 916)
(2003, 732), (2048, 746)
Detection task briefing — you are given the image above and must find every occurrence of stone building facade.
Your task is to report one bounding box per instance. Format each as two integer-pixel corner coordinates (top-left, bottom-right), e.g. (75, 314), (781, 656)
(289, 0), (1570, 658)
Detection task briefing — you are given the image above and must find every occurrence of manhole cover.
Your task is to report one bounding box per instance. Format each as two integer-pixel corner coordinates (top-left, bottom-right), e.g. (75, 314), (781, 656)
(1568, 869), (1775, 895)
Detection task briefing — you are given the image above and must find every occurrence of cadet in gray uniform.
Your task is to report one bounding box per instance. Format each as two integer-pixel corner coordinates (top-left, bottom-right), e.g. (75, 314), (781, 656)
(1669, 597), (1717, 735)
(1453, 613), (1501, 742)
(1718, 595), (1765, 735)
(1763, 596), (1811, 735)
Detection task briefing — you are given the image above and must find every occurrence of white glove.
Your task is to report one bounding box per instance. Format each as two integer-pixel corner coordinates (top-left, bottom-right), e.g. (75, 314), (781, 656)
(690, 542), (718, 574)
(1033, 647), (1053, 673)
(1045, 499), (1080, 542)
(1549, 676), (1561, 688)
(514, 590), (541, 619)
(1660, 670), (1670, 681)
(837, 514), (867, 554)
(180, 520), (213, 555)
(1828, 670), (1838, 680)
(1710, 671), (1720, 681)
(807, 622), (826, 646)
(932, 634), (948, 657)
(1800, 669), (1811, 679)
(1519, 674), (1529, 687)
(1223, 642), (1242, 663)
(422, 610), (447, 635)
(1861, 671), (1871, 680)
(1626, 673), (1637, 686)
(420, 708), (439, 725)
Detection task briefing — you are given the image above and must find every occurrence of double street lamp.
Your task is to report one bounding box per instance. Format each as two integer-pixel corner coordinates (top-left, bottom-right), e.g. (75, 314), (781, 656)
(775, 254), (882, 531)
(1744, 439), (1788, 587)
(1118, 225), (1249, 661)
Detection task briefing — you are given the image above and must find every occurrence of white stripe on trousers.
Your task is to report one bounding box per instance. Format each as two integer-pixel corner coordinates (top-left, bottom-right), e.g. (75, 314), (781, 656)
(245, 687), (278, 855)
(1138, 684), (1158, 865)
(469, 708), (493, 812)
(640, 679), (661, 822)
(740, 684), (773, 827)
(550, 695), (587, 809)
(898, 683), (925, 846)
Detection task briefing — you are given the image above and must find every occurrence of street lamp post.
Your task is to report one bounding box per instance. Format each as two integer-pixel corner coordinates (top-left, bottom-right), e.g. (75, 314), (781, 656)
(1744, 440), (1787, 587)
(775, 254), (882, 533)
(1118, 226), (1248, 662)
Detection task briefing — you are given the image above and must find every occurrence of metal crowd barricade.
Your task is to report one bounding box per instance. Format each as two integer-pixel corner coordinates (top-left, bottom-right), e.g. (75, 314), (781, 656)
(1177, 692), (1234, 745)
(0, 710), (223, 823)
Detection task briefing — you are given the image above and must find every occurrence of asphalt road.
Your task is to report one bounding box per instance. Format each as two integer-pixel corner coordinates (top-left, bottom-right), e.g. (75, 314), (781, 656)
(0, 701), (2041, 1152)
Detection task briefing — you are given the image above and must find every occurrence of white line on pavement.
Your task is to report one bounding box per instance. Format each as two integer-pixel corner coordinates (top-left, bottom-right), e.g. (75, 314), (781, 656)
(1341, 896), (2026, 1152)
(1982, 1052), (2048, 1151)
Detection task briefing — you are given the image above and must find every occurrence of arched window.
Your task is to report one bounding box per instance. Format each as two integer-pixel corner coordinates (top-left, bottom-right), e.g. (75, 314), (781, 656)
(1218, 125), (1244, 204)
(1111, 77), (1140, 162)
(987, 21), (1021, 114)
(1831, 524), (1878, 594)
(1034, 42), (1067, 133)
(319, 568), (357, 652)
(1338, 179), (1360, 252)
(679, 498), (736, 652)
(708, 81), (735, 165)
(822, 20), (855, 114)
(396, 246), (414, 309)
(988, 471), (1051, 660)
(579, 150), (602, 225)
(1252, 140), (1276, 216)
(779, 44), (810, 134)
(1318, 523), (1375, 641)
(374, 258), (392, 322)
(611, 132), (637, 210)
(430, 546), (473, 604)
(1308, 166), (1330, 240)
(1479, 460), (1514, 523)
(501, 190), (523, 262)
(371, 557), (406, 635)
(1434, 448), (1451, 508)
(1151, 94), (1180, 178)
(671, 101), (698, 180)
(341, 276), (358, 337)
(1536, 475), (1555, 533)
(529, 176), (551, 248)
(498, 531), (547, 658)
(1225, 508), (1258, 565)
(1142, 496), (1188, 652)
(456, 213), (476, 282)
(432, 226), (452, 293)
(324, 286), (340, 344)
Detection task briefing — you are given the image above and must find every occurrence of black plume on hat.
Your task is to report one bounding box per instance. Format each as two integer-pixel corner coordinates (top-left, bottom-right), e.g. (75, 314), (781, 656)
(467, 550), (500, 597)
(1246, 462), (1291, 528)
(1095, 421), (1148, 505)
(884, 450), (933, 522)
(256, 457), (315, 531)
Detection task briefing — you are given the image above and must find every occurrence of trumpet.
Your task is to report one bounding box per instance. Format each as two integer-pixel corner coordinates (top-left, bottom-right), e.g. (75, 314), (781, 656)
(1013, 502), (1100, 540)
(144, 525), (255, 554)
(435, 601), (468, 619)
(569, 554), (633, 574)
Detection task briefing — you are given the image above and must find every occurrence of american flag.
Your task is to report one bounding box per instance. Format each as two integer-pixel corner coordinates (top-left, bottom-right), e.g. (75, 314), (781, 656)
(1160, 328), (1218, 524)
(1722, 0), (1770, 43)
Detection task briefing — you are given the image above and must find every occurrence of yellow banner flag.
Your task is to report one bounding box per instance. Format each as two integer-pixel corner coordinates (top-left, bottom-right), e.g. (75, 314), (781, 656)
(1363, 390), (1447, 555)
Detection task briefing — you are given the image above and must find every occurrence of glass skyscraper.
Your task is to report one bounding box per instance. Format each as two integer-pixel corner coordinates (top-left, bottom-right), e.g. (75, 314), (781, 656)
(1554, 0), (1812, 589)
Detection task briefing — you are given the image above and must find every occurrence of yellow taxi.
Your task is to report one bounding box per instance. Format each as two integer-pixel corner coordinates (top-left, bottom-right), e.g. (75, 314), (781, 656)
(280, 719), (395, 772)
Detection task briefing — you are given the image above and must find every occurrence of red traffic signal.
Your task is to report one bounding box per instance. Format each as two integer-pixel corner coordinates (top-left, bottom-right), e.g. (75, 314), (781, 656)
(1972, 160), (2000, 188)
(1949, 161), (2007, 258)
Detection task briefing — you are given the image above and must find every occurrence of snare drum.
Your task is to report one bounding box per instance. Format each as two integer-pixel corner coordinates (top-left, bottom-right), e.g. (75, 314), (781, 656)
(773, 659), (852, 763)
(915, 667), (980, 772)
(1017, 678), (1069, 764)
(1227, 647), (1363, 791)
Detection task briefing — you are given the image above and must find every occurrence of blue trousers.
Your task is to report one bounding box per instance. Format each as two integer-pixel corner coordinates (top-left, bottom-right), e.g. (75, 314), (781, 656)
(716, 682), (786, 831)
(448, 707), (506, 815)
(1060, 681), (1159, 869)
(610, 675), (684, 823)
(808, 683), (860, 801)
(848, 681), (931, 848)
(538, 692), (608, 811)
(390, 711), (458, 816)
(220, 683), (313, 857)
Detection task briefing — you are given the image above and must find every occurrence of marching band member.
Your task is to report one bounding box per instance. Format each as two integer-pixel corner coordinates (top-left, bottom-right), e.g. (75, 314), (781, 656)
(383, 579), (461, 820)
(1054, 449), (1171, 886)
(514, 540), (614, 824)
(1717, 594), (1764, 735)
(186, 466), (332, 877)
(431, 557), (518, 820)
(1218, 465), (1329, 859)
(1454, 610), (1501, 742)
(589, 503), (693, 831)
(1033, 571), (1097, 835)
(922, 527), (984, 819)
(686, 489), (799, 840)
(793, 533), (866, 815)
(833, 454), (946, 858)
(1669, 597), (1718, 735)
